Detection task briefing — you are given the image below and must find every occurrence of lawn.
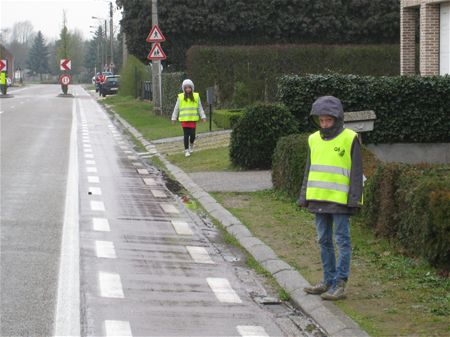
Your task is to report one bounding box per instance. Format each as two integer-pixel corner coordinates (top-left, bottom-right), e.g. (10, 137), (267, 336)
(102, 95), (222, 140)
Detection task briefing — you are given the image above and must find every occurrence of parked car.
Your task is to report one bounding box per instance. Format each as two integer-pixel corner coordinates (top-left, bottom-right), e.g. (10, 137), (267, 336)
(94, 71), (112, 92)
(100, 75), (120, 97)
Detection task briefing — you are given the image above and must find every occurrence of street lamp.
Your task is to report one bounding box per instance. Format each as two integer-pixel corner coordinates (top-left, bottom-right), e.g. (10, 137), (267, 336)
(92, 8), (114, 72)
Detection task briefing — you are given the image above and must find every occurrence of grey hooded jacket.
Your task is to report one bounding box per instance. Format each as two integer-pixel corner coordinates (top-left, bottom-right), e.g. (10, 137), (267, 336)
(297, 96), (363, 215)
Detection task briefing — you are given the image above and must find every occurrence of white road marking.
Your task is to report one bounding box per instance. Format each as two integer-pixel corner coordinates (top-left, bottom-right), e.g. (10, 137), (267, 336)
(84, 154), (94, 159)
(137, 169), (149, 175)
(90, 201), (105, 211)
(54, 96), (80, 336)
(124, 151), (133, 154)
(104, 320), (132, 337)
(86, 167), (98, 173)
(207, 278), (242, 303)
(93, 217), (110, 232)
(84, 148), (92, 153)
(171, 220), (193, 235)
(186, 246), (214, 264)
(98, 272), (124, 298)
(82, 139), (90, 143)
(88, 187), (102, 195)
(161, 203), (179, 214)
(143, 177), (156, 186)
(151, 189), (166, 198)
(86, 160), (96, 165)
(127, 155), (137, 160)
(95, 241), (117, 259)
(132, 162), (143, 167)
(88, 176), (100, 183)
(83, 144), (92, 148)
(237, 326), (270, 337)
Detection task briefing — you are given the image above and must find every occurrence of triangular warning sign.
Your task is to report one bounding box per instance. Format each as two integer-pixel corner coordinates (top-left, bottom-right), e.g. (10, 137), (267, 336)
(147, 43), (167, 60)
(146, 25), (165, 43)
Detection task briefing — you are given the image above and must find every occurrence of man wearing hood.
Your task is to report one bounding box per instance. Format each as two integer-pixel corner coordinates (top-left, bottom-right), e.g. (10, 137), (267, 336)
(298, 96), (363, 301)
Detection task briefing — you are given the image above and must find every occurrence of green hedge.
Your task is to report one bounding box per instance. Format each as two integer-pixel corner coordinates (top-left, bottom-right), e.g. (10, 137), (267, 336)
(279, 74), (450, 143)
(119, 55), (151, 98)
(230, 103), (298, 169)
(186, 44), (400, 107)
(162, 72), (186, 116)
(272, 133), (310, 199)
(212, 109), (244, 129)
(362, 164), (450, 270)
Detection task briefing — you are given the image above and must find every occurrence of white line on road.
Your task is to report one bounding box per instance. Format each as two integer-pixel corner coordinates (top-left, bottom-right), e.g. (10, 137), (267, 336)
(237, 326), (270, 337)
(86, 160), (96, 165)
(104, 320), (132, 337)
(207, 278), (242, 303)
(143, 177), (156, 186)
(137, 169), (149, 175)
(98, 272), (124, 298)
(86, 166), (98, 173)
(88, 187), (102, 195)
(90, 201), (105, 211)
(95, 241), (117, 259)
(84, 153), (94, 159)
(161, 203), (179, 214)
(88, 176), (100, 183)
(54, 97), (80, 336)
(151, 189), (166, 198)
(171, 220), (193, 235)
(186, 246), (214, 264)
(93, 217), (110, 232)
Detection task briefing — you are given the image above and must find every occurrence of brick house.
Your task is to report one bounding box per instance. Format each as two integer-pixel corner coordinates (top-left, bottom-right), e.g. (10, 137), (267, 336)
(401, 0), (450, 75)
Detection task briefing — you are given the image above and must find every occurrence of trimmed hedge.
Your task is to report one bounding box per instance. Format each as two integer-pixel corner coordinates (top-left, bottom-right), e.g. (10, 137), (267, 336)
(187, 44), (400, 107)
(119, 55), (150, 98)
(212, 109), (244, 129)
(272, 133), (310, 199)
(162, 72), (186, 116)
(279, 74), (450, 143)
(362, 164), (450, 270)
(230, 103), (298, 169)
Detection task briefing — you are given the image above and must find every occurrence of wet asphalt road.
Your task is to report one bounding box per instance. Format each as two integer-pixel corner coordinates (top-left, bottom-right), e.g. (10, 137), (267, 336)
(1, 85), (320, 337)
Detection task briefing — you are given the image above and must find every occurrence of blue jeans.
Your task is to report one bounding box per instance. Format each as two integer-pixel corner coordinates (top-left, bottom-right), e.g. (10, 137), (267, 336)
(315, 213), (352, 286)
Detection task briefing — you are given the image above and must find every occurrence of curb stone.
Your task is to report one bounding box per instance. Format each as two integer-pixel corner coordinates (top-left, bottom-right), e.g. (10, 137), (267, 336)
(109, 110), (370, 337)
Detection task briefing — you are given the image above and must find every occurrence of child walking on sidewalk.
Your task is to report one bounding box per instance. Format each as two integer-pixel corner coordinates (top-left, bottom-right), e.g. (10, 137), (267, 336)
(171, 79), (207, 157)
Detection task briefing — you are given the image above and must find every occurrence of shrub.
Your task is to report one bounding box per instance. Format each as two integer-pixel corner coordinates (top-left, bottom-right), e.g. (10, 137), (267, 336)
(362, 163), (450, 270)
(272, 133), (310, 199)
(278, 74), (450, 143)
(187, 44), (400, 107)
(162, 72), (186, 116)
(212, 109), (244, 129)
(119, 55), (150, 98)
(229, 103), (298, 169)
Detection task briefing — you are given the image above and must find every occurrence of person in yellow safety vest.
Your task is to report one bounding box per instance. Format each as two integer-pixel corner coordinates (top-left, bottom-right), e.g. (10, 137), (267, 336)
(298, 96), (363, 301)
(171, 79), (207, 157)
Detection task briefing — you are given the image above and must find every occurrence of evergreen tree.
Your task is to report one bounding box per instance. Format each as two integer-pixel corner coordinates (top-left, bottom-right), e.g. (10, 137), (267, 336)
(27, 31), (49, 81)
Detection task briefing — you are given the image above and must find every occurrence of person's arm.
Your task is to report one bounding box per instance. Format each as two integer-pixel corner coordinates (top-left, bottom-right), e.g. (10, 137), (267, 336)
(297, 147), (311, 207)
(171, 98), (180, 123)
(198, 96), (207, 120)
(347, 137), (363, 207)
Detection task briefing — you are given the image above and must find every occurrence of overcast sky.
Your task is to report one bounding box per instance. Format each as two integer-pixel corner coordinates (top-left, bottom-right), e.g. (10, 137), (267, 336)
(1, 0), (123, 42)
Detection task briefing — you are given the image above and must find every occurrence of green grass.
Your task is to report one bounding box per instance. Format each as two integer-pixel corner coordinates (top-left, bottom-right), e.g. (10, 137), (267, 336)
(102, 95), (223, 140)
(166, 146), (238, 172)
(212, 190), (450, 337)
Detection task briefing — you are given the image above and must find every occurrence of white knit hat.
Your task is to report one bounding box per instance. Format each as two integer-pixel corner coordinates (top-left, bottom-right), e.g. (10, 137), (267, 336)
(181, 79), (194, 91)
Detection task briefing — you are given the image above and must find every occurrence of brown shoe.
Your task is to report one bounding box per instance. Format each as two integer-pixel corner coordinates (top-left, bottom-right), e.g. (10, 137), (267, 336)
(304, 281), (331, 295)
(321, 280), (346, 300)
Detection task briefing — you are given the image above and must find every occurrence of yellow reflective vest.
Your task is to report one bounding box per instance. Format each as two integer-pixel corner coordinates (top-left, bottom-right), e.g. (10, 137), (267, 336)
(178, 92), (200, 122)
(0, 72), (6, 85)
(306, 128), (358, 205)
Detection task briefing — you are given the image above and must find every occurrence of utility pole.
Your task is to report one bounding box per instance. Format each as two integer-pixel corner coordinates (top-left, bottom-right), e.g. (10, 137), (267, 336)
(151, 0), (162, 114)
(110, 2), (114, 71)
(104, 20), (108, 70)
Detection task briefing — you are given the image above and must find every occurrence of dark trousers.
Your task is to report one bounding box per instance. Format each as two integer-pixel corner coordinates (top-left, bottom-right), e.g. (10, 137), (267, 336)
(183, 127), (196, 150)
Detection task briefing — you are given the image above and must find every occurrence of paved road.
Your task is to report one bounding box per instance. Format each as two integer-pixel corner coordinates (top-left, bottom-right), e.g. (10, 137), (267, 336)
(1, 85), (320, 337)
(1, 85), (72, 336)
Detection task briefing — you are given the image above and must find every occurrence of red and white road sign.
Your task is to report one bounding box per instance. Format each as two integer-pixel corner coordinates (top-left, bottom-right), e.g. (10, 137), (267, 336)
(146, 25), (165, 43)
(60, 59), (71, 71)
(147, 43), (167, 60)
(0, 59), (6, 72)
(60, 74), (71, 85)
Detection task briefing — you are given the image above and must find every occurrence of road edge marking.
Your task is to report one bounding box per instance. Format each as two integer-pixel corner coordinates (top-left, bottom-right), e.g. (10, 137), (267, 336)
(54, 97), (80, 336)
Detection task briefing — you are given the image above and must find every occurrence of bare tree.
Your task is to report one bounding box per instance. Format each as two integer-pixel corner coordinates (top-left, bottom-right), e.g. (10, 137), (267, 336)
(11, 21), (35, 46)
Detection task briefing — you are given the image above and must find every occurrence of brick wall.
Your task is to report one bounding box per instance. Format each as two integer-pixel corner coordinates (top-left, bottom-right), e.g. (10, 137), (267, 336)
(420, 3), (440, 75)
(401, 6), (417, 75)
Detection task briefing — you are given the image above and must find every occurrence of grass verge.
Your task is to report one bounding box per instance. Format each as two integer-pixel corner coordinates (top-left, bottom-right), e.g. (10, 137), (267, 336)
(211, 190), (450, 337)
(102, 95), (222, 140)
(166, 146), (237, 172)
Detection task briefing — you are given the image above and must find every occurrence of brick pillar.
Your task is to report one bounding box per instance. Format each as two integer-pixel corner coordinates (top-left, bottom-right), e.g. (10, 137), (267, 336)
(401, 6), (417, 75)
(420, 3), (440, 76)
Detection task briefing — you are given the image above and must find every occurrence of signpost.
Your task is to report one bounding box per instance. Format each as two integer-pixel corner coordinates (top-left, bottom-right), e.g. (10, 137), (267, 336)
(60, 59), (71, 95)
(146, 25), (165, 43)
(206, 87), (215, 131)
(147, 43), (166, 60)
(0, 59), (8, 95)
(0, 59), (6, 72)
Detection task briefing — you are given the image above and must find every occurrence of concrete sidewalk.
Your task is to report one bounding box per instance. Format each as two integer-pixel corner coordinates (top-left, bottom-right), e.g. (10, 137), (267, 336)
(111, 112), (370, 337)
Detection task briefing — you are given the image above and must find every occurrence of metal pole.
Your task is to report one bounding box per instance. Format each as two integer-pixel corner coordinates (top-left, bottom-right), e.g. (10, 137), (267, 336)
(110, 2), (114, 71)
(104, 20), (108, 70)
(151, 0), (162, 114)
